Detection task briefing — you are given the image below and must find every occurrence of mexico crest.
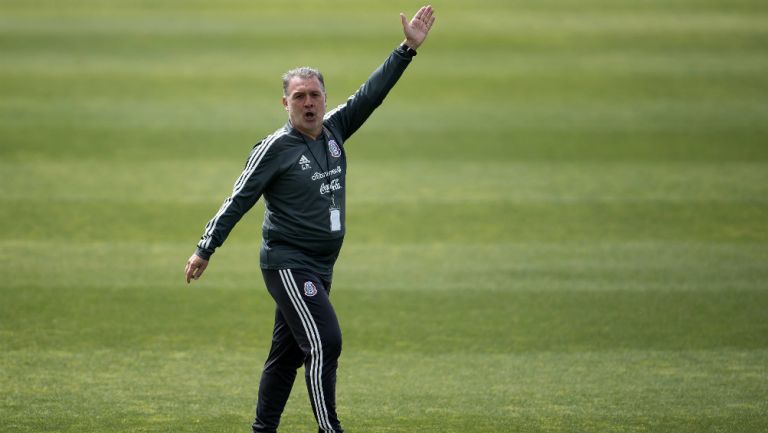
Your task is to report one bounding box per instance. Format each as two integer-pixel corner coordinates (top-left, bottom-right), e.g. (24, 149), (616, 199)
(303, 281), (318, 297)
(328, 140), (342, 158)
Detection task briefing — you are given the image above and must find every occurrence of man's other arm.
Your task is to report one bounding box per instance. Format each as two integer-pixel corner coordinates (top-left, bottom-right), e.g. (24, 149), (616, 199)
(185, 137), (283, 283)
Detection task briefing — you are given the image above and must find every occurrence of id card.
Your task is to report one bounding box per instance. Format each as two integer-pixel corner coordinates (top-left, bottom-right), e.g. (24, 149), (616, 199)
(329, 208), (341, 232)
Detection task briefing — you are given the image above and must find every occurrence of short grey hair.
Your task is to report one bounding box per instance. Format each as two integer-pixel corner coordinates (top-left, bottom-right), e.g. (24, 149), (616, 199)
(282, 67), (325, 96)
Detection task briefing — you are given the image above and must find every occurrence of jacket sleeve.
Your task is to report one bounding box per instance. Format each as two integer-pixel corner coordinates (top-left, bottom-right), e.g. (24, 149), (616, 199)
(195, 137), (282, 260)
(324, 45), (414, 140)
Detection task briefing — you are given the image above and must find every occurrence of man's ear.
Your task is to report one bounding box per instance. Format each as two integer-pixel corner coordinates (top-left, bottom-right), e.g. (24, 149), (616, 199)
(282, 96), (288, 111)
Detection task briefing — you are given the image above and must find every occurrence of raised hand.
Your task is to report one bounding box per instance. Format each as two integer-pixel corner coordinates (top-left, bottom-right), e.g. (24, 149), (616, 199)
(400, 5), (436, 50)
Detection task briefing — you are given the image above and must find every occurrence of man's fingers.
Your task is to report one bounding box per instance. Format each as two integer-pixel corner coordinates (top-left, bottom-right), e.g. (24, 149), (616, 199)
(414, 5), (427, 20)
(400, 12), (408, 29)
(185, 265), (193, 284)
(184, 254), (209, 283)
(185, 257), (198, 283)
(423, 6), (434, 23)
(186, 263), (201, 283)
(193, 261), (208, 280)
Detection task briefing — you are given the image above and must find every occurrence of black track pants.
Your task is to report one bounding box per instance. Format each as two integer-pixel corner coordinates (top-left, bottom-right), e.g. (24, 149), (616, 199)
(252, 268), (343, 433)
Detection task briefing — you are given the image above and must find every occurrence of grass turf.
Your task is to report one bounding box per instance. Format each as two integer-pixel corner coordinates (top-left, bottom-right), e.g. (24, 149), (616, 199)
(1, 0), (767, 431)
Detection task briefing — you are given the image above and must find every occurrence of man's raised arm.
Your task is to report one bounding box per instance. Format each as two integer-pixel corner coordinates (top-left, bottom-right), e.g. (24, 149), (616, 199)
(324, 5), (436, 140)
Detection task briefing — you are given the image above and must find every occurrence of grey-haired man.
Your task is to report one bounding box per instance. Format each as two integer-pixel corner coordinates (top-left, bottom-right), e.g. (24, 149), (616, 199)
(184, 6), (435, 433)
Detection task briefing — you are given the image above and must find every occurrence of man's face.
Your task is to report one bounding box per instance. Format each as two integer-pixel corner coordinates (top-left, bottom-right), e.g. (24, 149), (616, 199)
(283, 76), (326, 138)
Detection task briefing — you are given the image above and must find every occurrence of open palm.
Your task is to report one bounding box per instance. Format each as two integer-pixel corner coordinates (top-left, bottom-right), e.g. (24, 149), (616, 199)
(400, 5), (436, 49)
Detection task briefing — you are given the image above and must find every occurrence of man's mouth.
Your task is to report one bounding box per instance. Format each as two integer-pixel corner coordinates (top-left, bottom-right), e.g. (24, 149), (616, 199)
(304, 111), (316, 121)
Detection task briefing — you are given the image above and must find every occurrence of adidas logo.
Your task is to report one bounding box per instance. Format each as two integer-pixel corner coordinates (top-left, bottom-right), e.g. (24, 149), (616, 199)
(299, 155), (311, 170)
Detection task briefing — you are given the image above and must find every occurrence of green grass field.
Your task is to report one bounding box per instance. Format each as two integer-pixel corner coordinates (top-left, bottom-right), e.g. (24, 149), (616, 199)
(2, 0), (768, 431)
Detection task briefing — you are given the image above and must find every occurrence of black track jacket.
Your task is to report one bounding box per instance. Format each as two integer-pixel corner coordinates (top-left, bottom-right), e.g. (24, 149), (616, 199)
(195, 45), (415, 276)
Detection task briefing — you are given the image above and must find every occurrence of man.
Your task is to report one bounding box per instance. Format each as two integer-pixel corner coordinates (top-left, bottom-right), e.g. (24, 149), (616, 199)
(184, 5), (435, 433)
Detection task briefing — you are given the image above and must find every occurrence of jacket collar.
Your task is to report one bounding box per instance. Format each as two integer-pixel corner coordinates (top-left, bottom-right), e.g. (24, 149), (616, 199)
(286, 120), (328, 142)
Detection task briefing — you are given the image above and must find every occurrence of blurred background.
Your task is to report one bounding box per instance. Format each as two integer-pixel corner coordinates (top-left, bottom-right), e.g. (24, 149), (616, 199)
(1, 0), (767, 432)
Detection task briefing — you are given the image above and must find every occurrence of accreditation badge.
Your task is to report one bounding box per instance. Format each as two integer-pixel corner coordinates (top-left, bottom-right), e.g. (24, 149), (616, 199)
(329, 207), (341, 232)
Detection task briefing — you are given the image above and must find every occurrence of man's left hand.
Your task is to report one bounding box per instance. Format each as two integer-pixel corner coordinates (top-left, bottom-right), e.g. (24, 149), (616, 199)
(400, 5), (436, 50)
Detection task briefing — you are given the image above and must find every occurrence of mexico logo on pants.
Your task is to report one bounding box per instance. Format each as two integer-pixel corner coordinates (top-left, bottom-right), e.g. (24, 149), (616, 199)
(303, 281), (318, 297)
